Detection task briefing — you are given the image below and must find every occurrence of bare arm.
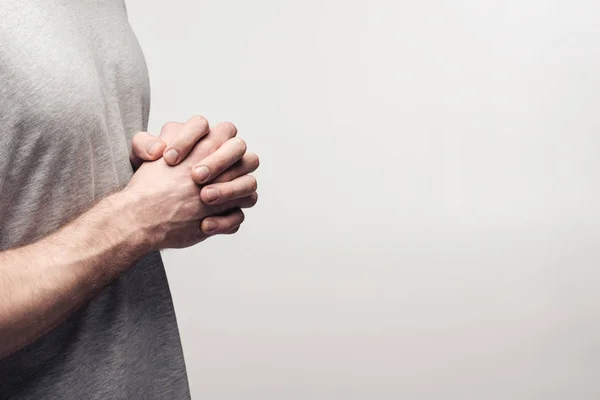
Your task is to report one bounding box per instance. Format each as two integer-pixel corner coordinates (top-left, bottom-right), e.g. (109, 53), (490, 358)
(0, 117), (259, 359)
(0, 191), (148, 358)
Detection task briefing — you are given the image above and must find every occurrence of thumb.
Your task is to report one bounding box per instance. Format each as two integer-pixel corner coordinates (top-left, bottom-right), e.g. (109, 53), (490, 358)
(130, 131), (167, 170)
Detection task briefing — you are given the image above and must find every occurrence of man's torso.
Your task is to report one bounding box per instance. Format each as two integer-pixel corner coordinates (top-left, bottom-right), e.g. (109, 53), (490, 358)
(0, 1), (190, 398)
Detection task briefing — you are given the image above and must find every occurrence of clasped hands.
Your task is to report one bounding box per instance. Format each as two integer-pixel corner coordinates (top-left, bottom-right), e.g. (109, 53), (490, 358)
(126, 116), (259, 250)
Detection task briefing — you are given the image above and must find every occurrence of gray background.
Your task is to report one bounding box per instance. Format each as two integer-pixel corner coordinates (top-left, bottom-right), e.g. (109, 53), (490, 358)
(127, 0), (600, 398)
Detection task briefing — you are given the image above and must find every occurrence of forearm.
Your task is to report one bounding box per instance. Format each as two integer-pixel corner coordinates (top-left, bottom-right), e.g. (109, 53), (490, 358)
(0, 191), (152, 358)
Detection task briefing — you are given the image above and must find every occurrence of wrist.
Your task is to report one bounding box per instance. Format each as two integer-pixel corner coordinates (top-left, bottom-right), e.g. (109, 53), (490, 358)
(105, 189), (158, 256)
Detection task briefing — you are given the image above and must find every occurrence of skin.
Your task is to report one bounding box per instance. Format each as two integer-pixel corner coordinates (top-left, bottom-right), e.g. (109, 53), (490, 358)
(131, 117), (260, 235)
(0, 116), (259, 359)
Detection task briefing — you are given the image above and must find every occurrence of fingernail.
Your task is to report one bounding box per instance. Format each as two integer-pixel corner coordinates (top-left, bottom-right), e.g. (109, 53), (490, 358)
(203, 219), (217, 232)
(164, 149), (179, 164)
(205, 188), (219, 202)
(194, 165), (210, 182)
(146, 141), (160, 156)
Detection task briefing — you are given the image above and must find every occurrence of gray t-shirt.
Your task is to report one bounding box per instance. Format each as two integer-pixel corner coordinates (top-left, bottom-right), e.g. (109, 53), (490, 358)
(0, 1), (190, 398)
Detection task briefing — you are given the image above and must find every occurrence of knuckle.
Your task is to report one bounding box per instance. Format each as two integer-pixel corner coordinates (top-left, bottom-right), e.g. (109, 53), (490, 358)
(131, 132), (146, 148)
(247, 153), (260, 168)
(189, 115), (209, 131)
(225, 219), (237, 230)
(217, 121), (238, 136)
(233, 137), (247, 153)
(161, 121), (178, 134)
(248, 192), (258, 206)
(132, 131), (144, 141)
(248, 176), (258, 192)
(237, 210), (246, 224)
(225, 137), (246, 155)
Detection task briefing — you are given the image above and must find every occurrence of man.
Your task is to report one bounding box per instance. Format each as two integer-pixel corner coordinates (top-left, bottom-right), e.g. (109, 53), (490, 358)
(0, 0), (258, 398)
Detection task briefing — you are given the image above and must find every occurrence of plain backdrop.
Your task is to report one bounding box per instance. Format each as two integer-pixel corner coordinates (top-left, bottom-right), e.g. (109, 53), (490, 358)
(127, 1), (600, 398)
